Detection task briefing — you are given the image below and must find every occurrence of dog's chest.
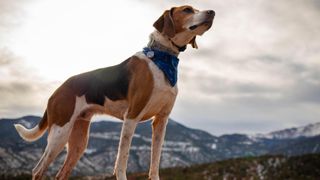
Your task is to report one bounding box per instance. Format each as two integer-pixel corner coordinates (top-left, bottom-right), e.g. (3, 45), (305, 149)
(139, 52), (178, 119)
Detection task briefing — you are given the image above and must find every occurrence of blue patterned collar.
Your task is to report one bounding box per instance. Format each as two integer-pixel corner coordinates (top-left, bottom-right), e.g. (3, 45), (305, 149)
(143, 47), (179, 87)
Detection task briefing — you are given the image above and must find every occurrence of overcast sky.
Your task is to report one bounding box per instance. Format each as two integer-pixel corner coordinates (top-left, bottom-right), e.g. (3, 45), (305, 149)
(0, 0), (319, 135)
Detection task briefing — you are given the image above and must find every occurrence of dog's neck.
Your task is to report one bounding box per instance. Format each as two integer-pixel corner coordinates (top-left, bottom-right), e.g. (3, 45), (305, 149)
(147, 31), (183, 57)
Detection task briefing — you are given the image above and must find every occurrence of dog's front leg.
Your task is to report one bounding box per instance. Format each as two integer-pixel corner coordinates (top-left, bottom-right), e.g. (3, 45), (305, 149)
(114, 118), (138, 180)
(149, 115), (169, 180)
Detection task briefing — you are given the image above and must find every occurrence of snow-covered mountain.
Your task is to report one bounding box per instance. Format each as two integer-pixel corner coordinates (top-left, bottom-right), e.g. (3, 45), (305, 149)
(0, 116), (319, 176)
(267, 122), (320, 139)
(253, 122), (320, 140)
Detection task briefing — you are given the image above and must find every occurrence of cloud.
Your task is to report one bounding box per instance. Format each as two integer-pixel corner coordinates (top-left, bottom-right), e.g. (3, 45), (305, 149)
(0, 0), (320, 135)
(0, 48), (57, 117)
(0, 0), (55, 117)
(0, 0), (31, 43)
(0, 48), (15, 66)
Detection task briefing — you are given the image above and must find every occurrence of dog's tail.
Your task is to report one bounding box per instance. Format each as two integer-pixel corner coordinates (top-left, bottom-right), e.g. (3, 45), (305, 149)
(14, 110), (48, 142)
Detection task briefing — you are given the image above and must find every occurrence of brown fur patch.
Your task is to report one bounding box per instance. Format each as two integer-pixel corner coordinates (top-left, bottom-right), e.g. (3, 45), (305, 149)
(126, 56), (154, 119)
(153, 9), (176, 38)
(38, 110), (48, 130)
(47, 85), (76, 128)
(104, 99), (128, 120)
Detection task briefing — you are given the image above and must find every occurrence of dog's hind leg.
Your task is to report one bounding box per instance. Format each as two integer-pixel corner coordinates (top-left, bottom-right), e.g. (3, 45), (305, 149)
(32, 95), (90, 180)
(55, 119), (90, 180)
(32, 123), (71, 180)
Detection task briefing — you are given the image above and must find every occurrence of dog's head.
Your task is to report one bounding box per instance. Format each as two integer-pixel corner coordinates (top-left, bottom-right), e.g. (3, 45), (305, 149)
(153, 5), (215, 49)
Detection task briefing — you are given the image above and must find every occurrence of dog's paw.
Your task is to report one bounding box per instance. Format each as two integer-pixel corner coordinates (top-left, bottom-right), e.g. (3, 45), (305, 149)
(115, 173), (127, 180)
(148, 175), (160, 180)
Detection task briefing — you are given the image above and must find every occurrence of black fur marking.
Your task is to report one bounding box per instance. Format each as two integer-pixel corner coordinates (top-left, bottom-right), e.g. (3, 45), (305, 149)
(66, 59), (131, 106)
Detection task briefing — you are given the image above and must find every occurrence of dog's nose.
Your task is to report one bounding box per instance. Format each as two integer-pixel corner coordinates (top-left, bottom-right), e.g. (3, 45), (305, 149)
(207, 10), (215, 16)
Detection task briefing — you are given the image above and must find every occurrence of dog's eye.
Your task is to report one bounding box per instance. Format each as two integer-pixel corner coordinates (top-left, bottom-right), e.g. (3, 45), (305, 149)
(183, 7), (194, 14)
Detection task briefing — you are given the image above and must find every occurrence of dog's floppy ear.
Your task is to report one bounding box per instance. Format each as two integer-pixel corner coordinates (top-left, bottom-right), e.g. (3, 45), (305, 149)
(189, 36), (198, 49)
(153, 8), (176, 38)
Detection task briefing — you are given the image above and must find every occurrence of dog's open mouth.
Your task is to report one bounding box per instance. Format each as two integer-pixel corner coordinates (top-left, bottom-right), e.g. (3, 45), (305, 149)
(189, 20), (213, 30)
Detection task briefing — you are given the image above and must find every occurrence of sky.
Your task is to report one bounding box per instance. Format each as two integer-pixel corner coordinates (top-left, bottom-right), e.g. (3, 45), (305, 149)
(0, 0), (320, 135)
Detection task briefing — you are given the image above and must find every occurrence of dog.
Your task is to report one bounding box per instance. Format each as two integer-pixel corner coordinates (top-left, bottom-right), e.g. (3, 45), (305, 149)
(14, 5), (214, 180)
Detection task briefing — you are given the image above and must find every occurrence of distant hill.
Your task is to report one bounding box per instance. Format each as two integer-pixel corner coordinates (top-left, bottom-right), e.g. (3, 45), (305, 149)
(0, 116), (320, 177)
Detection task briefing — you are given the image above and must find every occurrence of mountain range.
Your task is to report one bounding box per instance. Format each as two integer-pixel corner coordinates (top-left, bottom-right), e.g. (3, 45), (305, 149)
(0, 116), (319, 176)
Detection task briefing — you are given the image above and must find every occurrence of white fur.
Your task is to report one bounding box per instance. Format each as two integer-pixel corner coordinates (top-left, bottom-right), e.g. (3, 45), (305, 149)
(150, 31), (180, 54)
(150, 31), (173, 49)
(185, 11), (207, 29)
(14, 124), (45, 142)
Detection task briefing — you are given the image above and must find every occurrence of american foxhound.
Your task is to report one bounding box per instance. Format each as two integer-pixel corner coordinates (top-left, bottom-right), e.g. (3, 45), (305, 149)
(14, 5), (214, 180)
